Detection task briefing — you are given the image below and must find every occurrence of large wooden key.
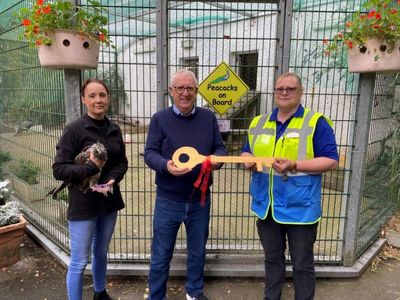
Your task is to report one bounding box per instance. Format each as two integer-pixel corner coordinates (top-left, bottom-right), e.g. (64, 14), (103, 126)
(172, 146), (275, 171)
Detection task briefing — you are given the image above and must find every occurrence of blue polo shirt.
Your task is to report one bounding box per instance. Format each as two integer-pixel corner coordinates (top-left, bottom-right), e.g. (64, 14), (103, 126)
(242, 105), (339, 160)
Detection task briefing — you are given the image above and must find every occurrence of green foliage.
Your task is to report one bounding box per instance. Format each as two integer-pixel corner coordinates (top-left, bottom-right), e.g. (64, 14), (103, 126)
(390, 111), (400, 205)
(4, 91), (65, 129)
(0, 150), (12, 180)
(0, 150), (11, 165)
(15, 0), (113, 47)
(324, 0), (400, 56)
(13, 159), (41, 185)
(57, 189), (69, 203)
(0, 38), (66, 129)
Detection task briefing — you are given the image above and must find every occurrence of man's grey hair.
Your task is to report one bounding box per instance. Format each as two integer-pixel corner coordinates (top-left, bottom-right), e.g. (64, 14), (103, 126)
(170, 69), (198, 86)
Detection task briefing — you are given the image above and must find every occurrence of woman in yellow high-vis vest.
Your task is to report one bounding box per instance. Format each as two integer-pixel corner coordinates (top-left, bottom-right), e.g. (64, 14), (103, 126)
(241, 72), (338, 300)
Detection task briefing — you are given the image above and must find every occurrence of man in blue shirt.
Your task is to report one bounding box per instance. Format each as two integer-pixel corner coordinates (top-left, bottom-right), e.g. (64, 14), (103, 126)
(144, 69), (227, 300)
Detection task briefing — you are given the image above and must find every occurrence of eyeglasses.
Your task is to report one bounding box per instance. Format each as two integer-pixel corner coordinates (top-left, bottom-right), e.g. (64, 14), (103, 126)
(274, 87), (298, 95)
(172, 86), (198, 94)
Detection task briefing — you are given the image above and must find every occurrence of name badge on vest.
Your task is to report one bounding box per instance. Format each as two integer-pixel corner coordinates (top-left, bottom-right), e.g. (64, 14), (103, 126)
(285, 132), (299, 138)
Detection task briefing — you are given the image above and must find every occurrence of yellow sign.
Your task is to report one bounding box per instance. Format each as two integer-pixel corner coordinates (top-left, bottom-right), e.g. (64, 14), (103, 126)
(198, 61), (249, 115)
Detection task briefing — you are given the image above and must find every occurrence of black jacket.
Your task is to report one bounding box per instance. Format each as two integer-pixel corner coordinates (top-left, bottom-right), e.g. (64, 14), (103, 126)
(52, 114), (128, 220)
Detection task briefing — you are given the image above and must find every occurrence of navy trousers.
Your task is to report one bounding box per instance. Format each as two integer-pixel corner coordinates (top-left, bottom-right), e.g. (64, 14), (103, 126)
(257, 212), (318, 300)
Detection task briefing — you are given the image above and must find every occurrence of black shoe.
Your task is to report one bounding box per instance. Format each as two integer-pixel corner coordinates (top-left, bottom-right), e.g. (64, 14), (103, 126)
(93, 289), (112, 300)
(186, 292), (209, 300)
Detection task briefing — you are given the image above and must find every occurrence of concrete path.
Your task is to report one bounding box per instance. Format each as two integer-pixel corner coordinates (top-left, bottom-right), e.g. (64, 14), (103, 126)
(1, 234), (400, 300)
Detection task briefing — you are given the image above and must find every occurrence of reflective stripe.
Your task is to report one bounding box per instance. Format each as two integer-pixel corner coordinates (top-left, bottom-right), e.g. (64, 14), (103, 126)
(274, 171), (308, 177)
(297, 111), (316, 160)
(283, 127), (314, 135)
(250, 114), (273, 153)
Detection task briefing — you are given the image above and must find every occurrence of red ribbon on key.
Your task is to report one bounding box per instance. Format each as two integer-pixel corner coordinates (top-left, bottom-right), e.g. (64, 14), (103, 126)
(193, 156), (212, 207)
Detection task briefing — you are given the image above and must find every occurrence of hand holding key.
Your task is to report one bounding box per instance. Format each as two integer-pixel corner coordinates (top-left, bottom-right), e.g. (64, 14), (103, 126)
(172, 146), (275, 171)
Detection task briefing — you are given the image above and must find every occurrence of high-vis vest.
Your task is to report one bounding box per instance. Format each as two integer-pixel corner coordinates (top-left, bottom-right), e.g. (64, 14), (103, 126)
(248, 108), (333, 224)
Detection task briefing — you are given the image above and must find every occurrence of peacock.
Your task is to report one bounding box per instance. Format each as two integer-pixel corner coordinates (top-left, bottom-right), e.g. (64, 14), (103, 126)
(15, 120), (33, 136)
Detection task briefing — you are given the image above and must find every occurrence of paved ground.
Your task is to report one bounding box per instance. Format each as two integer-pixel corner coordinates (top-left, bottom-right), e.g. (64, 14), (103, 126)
(1, 234), (400, 300)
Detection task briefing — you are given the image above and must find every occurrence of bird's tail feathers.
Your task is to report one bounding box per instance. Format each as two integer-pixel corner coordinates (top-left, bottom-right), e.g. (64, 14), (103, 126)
(46, 182), (68, 200)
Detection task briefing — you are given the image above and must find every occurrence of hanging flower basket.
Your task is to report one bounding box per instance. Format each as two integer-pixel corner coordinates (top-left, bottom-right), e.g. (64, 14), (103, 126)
(37, 29), (100, 69)
(347, 39), (400, 73)
(16, 0), (113, 69)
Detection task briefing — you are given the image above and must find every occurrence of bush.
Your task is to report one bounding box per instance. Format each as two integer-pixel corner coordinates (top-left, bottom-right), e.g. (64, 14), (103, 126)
(0, 150), (12, 180)
(14, 159), (41, 185)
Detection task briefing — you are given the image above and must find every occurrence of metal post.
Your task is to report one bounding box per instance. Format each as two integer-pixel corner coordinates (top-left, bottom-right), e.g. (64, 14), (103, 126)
(343, 73), (376, 266)
(275, 0), (293, 77)
(64, 69), (81, 124)
(64, 0), (81, 124)
(156, 0), (169, 111)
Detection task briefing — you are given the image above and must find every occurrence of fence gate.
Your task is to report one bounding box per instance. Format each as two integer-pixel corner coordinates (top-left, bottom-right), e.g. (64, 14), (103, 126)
(0, 0), (398, 276)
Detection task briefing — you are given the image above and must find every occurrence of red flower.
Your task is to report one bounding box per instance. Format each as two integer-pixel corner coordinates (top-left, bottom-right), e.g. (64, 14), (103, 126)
(33, 25), (40, 34)
(36, 0), (44, 5)
(35, 39), (42, 46)
(375, 13), (381, 20)
(42, 5), (51, 14)
(391, 9), (398, 14)
(22, 19), (31, 26)
(360, 14), (366, 20)
(345, 40), (353, 49)
(373, 24), (381, 29)
(368, 10), (376, 18)
(322, 38), (328, 44)
(337, 32), (343, 39)
(99, 33), (105, 41)
(345, 21), (353, 27)
(35, 8), (42, 16)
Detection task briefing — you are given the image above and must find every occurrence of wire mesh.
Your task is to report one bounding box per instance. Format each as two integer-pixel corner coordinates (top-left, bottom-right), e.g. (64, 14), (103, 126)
(356, 73), (398, 257)
(0, 0), (398, 267)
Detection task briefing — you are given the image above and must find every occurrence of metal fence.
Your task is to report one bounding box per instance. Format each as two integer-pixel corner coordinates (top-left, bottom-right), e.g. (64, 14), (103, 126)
(0, 0), (399, 273)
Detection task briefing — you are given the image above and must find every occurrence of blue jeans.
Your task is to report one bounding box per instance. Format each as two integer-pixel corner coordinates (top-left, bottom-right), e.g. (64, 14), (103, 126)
(67, 211), (118, 300)
(148, 196), (211, 300)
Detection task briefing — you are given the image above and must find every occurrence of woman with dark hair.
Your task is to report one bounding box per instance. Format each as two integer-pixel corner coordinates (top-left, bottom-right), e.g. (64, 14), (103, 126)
(52, 79), (128, 300)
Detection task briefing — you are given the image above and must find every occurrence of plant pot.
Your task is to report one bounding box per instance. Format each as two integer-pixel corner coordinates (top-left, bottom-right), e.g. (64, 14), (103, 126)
(347, 39), (400, 73)
(0, 215), (27, 268)
(38, 29), (100, 69)
(6, 174), (42, 202)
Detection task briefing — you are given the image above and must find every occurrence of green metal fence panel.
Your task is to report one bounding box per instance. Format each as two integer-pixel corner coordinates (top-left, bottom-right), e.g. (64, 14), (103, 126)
(165, 1), (279, 256)
(290, 0), (361, 264)
(356, 74), (398, 257)
(0, 0), (398, 269)
(0, 0), (68, 252)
